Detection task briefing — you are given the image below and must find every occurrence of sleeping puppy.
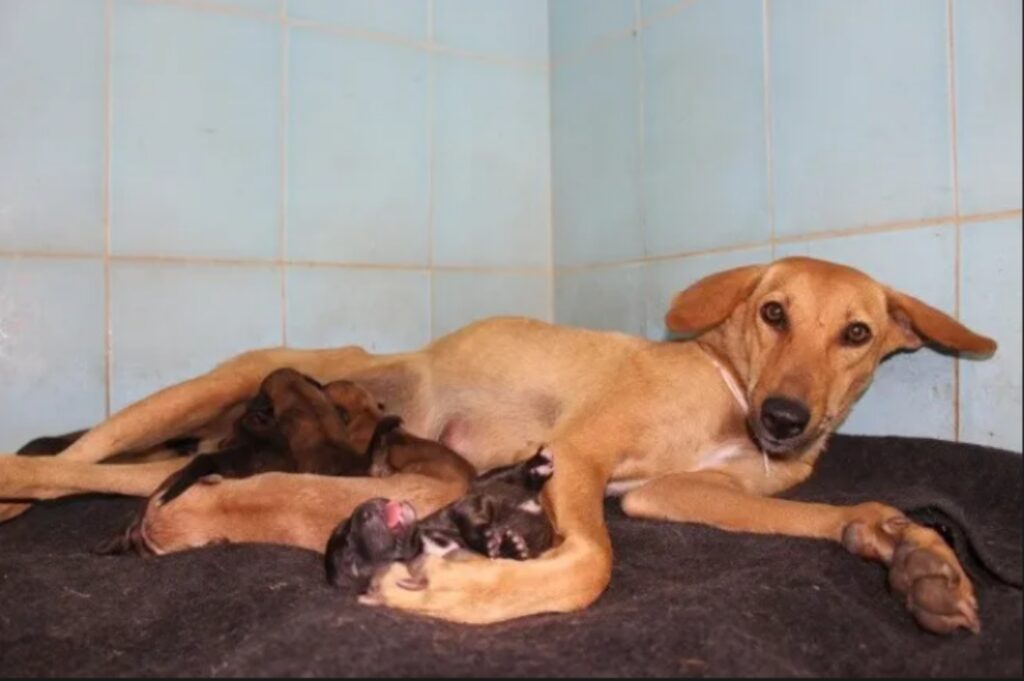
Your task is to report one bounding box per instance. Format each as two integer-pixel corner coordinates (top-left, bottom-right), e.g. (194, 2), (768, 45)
(155, 368), (378, 505)
(325, 447), (555, 593)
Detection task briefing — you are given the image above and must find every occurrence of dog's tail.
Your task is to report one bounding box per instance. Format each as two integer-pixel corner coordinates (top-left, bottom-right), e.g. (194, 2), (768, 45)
(16, 430), (88, 456)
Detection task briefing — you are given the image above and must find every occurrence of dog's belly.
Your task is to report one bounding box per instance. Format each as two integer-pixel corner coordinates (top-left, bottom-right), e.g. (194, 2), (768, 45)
(433, 413), (550, 473)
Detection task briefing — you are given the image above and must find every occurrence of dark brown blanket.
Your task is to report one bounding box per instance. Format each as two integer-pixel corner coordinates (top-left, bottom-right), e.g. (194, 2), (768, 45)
(0, 435), (1021, 677)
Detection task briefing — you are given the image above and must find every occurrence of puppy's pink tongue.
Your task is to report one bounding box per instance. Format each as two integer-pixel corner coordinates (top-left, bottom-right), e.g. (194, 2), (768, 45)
(384, 501), (405, 531)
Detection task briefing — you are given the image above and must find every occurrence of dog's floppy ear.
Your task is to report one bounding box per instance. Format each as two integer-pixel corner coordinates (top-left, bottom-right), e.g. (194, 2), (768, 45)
(665, 265), (766, 335)
(885, 289), (997, 356)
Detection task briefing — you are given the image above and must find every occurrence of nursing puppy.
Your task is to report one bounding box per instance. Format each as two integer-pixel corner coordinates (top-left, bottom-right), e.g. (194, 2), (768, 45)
(156, 368), (379, 505)
(326, 447), (555, 593)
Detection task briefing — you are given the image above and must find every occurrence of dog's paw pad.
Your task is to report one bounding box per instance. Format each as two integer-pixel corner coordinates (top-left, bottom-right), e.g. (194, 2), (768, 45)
(889, 528), (979, 635)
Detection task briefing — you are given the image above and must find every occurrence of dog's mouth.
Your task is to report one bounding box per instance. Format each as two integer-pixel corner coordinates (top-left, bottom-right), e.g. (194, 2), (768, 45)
(383, 500), (416, 534)
(748, 418), (831, 459)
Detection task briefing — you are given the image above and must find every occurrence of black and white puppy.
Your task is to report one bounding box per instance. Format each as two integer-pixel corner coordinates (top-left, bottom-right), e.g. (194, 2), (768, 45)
(325, 447), (555, 593)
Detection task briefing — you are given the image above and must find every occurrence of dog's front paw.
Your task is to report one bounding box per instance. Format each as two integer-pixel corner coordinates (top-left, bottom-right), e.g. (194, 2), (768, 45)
(843, 514), (979, 634)
(888, 523), (979, 634)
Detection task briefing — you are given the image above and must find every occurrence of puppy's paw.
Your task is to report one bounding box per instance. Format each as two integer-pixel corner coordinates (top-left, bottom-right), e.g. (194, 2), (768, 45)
(502, 530), (531, 560)
(485, 528), (503, 558)
(527, 446), (554, 483)
(484, 527), (532, 560)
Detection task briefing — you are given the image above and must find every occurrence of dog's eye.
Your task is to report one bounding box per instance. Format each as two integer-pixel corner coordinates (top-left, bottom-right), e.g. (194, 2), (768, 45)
(843, 322), (872, 346)
(760, 302), (787, 329)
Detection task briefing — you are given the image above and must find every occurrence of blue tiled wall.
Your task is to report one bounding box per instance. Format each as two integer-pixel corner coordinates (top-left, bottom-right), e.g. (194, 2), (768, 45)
(551, 0), (1022, 451)
(0, 0), (550, 450)
(1, 0), (1020, 454)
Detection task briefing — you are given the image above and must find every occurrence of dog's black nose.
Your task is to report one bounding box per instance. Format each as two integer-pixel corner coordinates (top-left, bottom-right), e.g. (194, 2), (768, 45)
(760, 397), (810, 440)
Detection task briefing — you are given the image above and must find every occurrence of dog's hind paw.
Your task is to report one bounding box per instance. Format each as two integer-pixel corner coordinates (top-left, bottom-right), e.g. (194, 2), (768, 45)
(843, 513), (979, 635)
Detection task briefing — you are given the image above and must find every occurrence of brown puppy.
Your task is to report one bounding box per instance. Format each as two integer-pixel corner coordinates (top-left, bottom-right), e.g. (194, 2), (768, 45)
(153, 368), (372, 506)
(0, 257), (998, 633)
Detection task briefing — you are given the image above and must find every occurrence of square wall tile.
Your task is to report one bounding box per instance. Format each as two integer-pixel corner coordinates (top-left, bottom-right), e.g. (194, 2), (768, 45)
(111, 1), (280, 259)
(954, 0), (1023, 214)
(776, 227), (958, 439)
(434, 0), (548, 61)
(433, 57), (550, 268)
(644, 246), (772, 340)
(208, 0), (280, 15)
(0, 0), (104, 254)
(432, 271), (550, 338)
(110, 262), (282, 411)
(0, 258), (106, 451)
(549, 0), (635, 56)
(288, 1), (427, 42)
(960, 218), (1022, 452)
(553, 40), (641, 266)
(642, 0), (770, 256)
(772, 0), (953, 236)
(288, 30), (429, 265)
(287, 267), (430, 352)
(555, 265), (646, 335)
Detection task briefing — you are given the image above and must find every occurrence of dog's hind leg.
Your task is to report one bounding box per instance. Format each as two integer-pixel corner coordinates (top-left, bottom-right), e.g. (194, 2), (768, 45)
(0, 345), (388, 521)
(0, 456), (192, 499)
(58, 347), (380, 465)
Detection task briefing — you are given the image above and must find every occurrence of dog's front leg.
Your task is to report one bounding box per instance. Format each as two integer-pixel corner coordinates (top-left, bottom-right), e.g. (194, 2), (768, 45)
(365, 442), (615, 624)
(0, 457), (192, 499)
(621, 471), (980, 635)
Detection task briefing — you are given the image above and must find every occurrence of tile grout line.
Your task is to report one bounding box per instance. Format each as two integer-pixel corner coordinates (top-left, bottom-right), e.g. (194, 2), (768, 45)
(3, 209), (1018, 272)
(426, 0), (436, 340)
(279, 0), (289, 348)
(546, 0), (556, 325)
(551, 0), (696, 70)
(554, 211), (1019, 274)
(633, 0), (650, 335)
(132, 0), (547, 72)
(947, 0), (962, 442)
(762, 0), (777, 260)
(102, 0), (114, 418)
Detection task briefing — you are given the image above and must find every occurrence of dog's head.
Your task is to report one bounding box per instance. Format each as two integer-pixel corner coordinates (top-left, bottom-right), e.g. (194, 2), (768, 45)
(666, 257), (996, 457)
(324, 498), (418, 592)
(323, 380), (386, 421)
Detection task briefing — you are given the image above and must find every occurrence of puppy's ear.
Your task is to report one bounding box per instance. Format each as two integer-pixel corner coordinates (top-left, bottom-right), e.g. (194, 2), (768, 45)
(666, 265), (766, 336)
(885, 289), (997, 356)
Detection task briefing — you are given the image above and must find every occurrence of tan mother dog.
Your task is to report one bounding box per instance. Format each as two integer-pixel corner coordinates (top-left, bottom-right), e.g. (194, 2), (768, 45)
(0, 257), (996, 634)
